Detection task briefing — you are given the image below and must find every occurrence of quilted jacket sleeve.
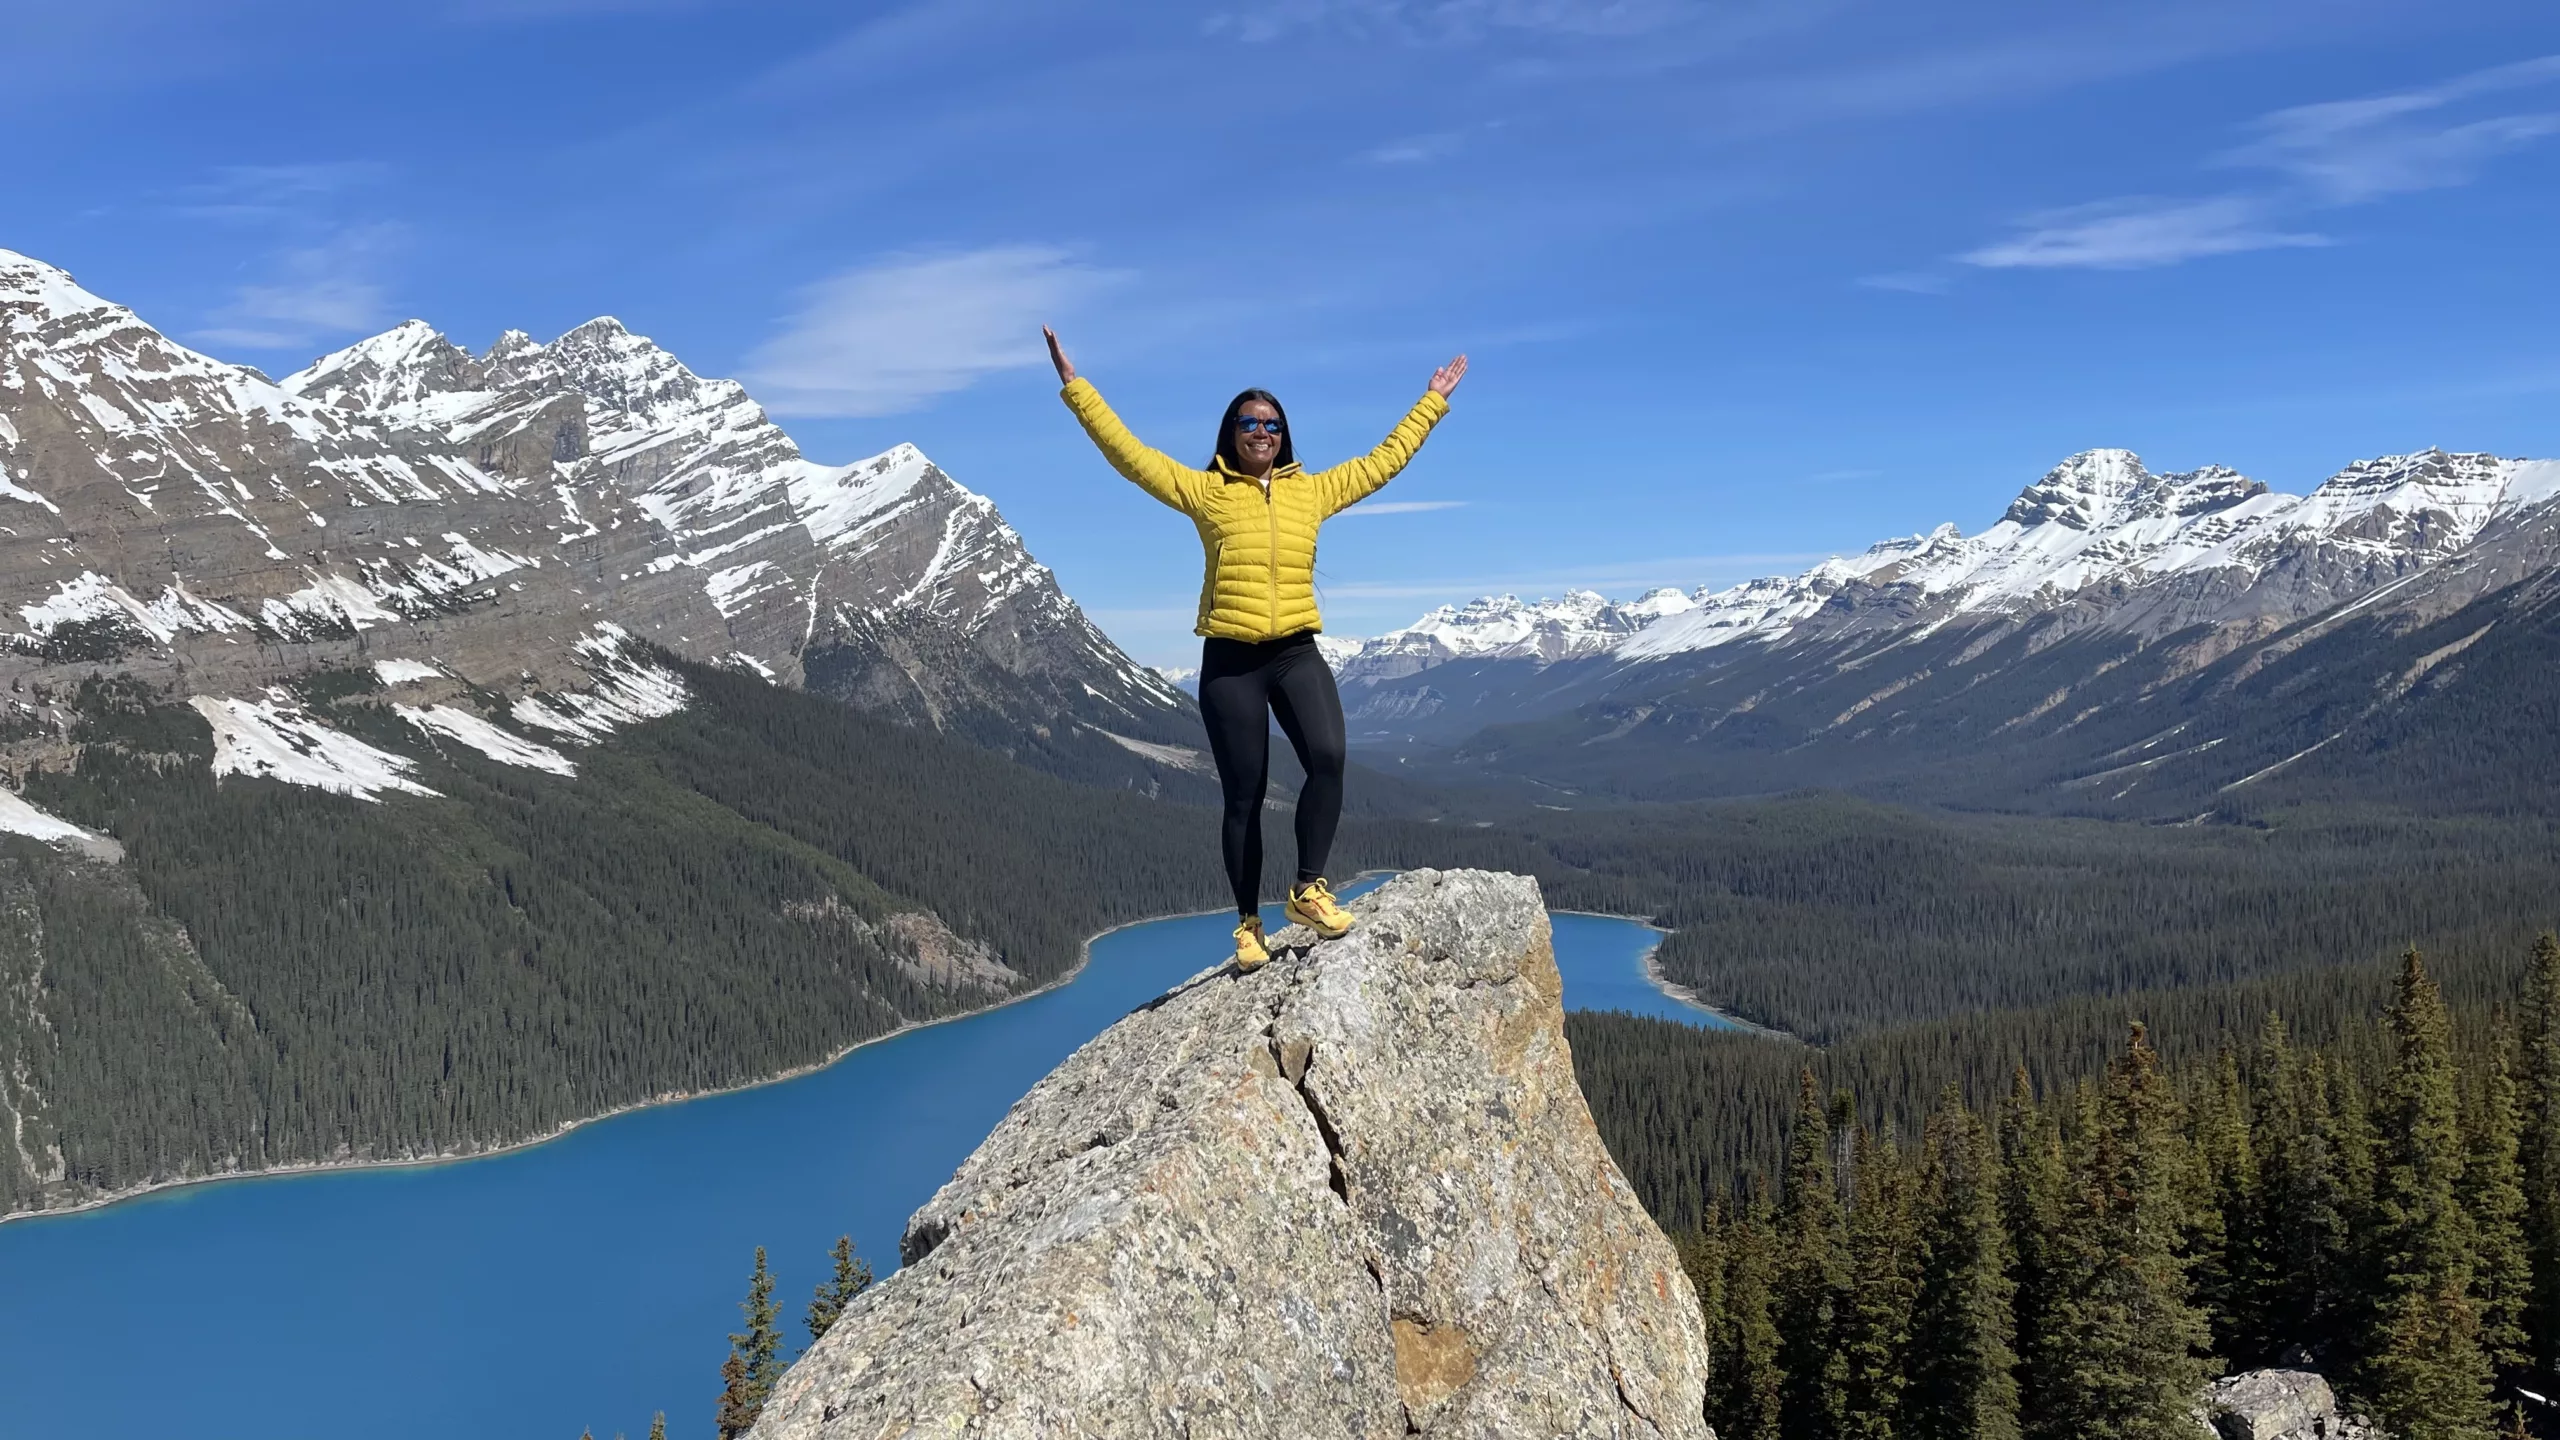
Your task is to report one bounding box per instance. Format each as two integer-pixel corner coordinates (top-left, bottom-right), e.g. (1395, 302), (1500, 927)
(1060, 378), (1204, 516)
(1314, 391), (1450, 516)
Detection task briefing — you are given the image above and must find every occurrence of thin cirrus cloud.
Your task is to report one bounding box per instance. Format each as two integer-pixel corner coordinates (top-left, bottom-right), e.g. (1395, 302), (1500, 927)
(744, 246), (1125, 419)
(1960, 54), (2560, 272)
(1961, 195), (2329, 271)
(192, 221), (404, 352)
(1360, 131), (1468, 165)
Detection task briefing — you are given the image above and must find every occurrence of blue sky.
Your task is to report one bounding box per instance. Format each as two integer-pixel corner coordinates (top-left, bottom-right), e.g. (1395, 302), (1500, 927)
(7, 1), (2560, 665)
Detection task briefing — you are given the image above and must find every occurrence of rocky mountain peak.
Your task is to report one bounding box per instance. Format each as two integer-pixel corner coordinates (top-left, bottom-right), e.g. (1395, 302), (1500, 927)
(2001, 448), (2152, 529)
(1350, 438), (2560, 693)
(541, 316), (752, 427)
(2310, 447), (2503, 501)
(2136, 463), (2266, 519)
(0, 249), (107, 322)
(0, 245), (1196, 798)
(749, 870), (1711, 1439)
(284, 320), (480, 412)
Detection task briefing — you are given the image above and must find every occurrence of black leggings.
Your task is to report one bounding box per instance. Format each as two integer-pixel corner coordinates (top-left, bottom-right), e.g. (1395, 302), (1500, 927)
(1198, 633), (1347, 919)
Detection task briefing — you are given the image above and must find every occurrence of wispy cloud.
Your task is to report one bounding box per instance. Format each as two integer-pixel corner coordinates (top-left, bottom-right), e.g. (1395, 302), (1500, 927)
(2220, 55), (2560, 202)
(193, 222), (404, 351)
(1856, 271), (1951, 294)
(745, 246), (1126, 418)
(1334, 499), (1468, 517)
(176, 162), (388, 222)
(1962, 196), (2330, 271)
(1960, 54), (2560, 273)
(1359, 130), (1469, 165)
(179, 164), (403, 354)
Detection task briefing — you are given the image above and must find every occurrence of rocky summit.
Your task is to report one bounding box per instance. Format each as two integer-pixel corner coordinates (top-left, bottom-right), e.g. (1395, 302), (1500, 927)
(750, 870), (1711, 1440)
(0, 248), (1191, 797)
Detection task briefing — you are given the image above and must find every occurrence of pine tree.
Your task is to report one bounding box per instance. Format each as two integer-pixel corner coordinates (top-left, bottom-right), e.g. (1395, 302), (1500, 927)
(1999, 1067), (2072, 1440)
(716, 1246), (783, 1440)
(2328, 1052), (2386, 1363)
(1678, 1206), (1728, 1346)
(1715, 1196), (1787, 1440)
(1839, 1127), (1921, 1440)
(2367, 951), (2497, 1440)
(2189, 1046), (2258, 1356)
(2046, 1024), (2213, 1440)
(2255, 1012), (2352, 1360)
(714, 1354), (752, 1440)
(648, 1414), (666, 1440)
(1908, 1088), (2020, 1440)
(2521, 933), (2560, 1375)
(1777, 1069), (1850, 1440)
(2462, 1015), (2531, 1375)
(805, 1235), (874, 1345)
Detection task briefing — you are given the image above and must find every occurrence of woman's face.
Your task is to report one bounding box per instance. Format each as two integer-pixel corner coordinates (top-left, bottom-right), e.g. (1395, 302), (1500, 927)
(1233, 399), (1283, 473)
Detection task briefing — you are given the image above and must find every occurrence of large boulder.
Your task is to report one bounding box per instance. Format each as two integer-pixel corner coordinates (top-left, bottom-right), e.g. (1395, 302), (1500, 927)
(749, 869), (1712, 1439)
(2204, 1369), (2379, 1440)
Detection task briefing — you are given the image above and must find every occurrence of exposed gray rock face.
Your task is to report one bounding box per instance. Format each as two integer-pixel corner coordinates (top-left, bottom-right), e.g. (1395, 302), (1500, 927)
(0, 248), (1191, 784)
(751, 870), (1712, 1440)
(2202, 1369), (2379, 1440)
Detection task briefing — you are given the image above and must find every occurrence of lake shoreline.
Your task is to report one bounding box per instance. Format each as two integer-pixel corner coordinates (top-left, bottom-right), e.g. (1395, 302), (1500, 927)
(6, 877), (1742, 1228)
(1551, 907), (1789, 1038)
(0, 896), (1245, 1230)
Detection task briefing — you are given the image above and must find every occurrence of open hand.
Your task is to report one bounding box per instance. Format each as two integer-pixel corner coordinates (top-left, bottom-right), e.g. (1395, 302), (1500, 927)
(1429, 354), (1468, 398)
(1043, 326), (1077, 385)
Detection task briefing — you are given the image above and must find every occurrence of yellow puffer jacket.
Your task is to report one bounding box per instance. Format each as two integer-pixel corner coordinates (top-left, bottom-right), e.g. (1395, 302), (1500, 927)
(1061, 377), (1449, 642)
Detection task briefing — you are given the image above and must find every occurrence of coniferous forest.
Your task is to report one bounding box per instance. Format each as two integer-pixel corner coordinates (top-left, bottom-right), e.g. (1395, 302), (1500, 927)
(0, 661), (1233, 1215)
(1568, 943), (2560, 1440)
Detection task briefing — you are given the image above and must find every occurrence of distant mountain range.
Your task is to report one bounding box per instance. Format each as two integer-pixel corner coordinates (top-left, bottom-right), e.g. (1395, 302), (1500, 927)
(0, 248), (1197, 822)
(1326, 445), (2560, 814)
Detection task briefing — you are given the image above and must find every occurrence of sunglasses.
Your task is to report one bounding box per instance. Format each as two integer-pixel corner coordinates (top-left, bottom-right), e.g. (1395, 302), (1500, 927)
(1233, 417), (1285, 436)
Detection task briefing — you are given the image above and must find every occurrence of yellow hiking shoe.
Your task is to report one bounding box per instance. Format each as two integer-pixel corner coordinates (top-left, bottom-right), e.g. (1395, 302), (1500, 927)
(1232, 917), (1271, 972)
(1285, 879), (1355, 939)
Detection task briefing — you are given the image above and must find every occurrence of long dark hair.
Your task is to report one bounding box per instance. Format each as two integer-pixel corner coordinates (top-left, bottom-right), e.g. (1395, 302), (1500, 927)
(1211, 388), (1296, 472)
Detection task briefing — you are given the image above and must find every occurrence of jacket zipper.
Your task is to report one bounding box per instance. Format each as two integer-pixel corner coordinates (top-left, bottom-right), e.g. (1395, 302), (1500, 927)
(1265, 474), (1281, 637)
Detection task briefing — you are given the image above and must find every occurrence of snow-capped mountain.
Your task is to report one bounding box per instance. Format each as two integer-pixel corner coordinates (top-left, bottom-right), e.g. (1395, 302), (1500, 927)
(1333, 446), (2560, 679)
(1329, 588), (1698, 684)
(1330, 443), (2560, 810)
(1619, 447), (2560, 660)
(0, 249), (1189, 801)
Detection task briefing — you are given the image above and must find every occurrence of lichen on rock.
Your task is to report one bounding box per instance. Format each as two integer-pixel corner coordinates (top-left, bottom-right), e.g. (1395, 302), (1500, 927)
(749, 869), (1712, 1439)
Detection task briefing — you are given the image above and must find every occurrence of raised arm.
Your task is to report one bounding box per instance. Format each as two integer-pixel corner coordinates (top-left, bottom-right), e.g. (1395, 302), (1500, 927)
(1046, 327), (1203, 515)
(1316, 354), (1467, 516)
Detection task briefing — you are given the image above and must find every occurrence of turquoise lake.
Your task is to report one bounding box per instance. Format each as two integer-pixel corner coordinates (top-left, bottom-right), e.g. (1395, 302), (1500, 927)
(0, 886), (1736, 1440)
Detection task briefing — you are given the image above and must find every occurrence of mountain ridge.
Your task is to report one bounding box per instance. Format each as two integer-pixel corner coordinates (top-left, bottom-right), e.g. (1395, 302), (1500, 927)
(1324, 443), (2560, 809)
(0, 247), (1200, 819)
(1330, 444), (2560, 682)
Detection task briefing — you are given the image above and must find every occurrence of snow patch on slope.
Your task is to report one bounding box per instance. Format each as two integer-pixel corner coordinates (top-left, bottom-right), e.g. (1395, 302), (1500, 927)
(509, 625), (689, 741)
(397, 704), (576, 776)
(191, 692), (438, 801)
(0, 788), (100, 846)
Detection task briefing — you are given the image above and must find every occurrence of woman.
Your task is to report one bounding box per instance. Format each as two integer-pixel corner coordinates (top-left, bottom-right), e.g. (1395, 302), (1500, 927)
(1045, 326), (1467, 970)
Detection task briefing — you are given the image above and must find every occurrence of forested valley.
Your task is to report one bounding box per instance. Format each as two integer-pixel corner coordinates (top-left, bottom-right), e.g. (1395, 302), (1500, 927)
(1568, 941), (2560, 1440)
(0, 659), (1236, 1215)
